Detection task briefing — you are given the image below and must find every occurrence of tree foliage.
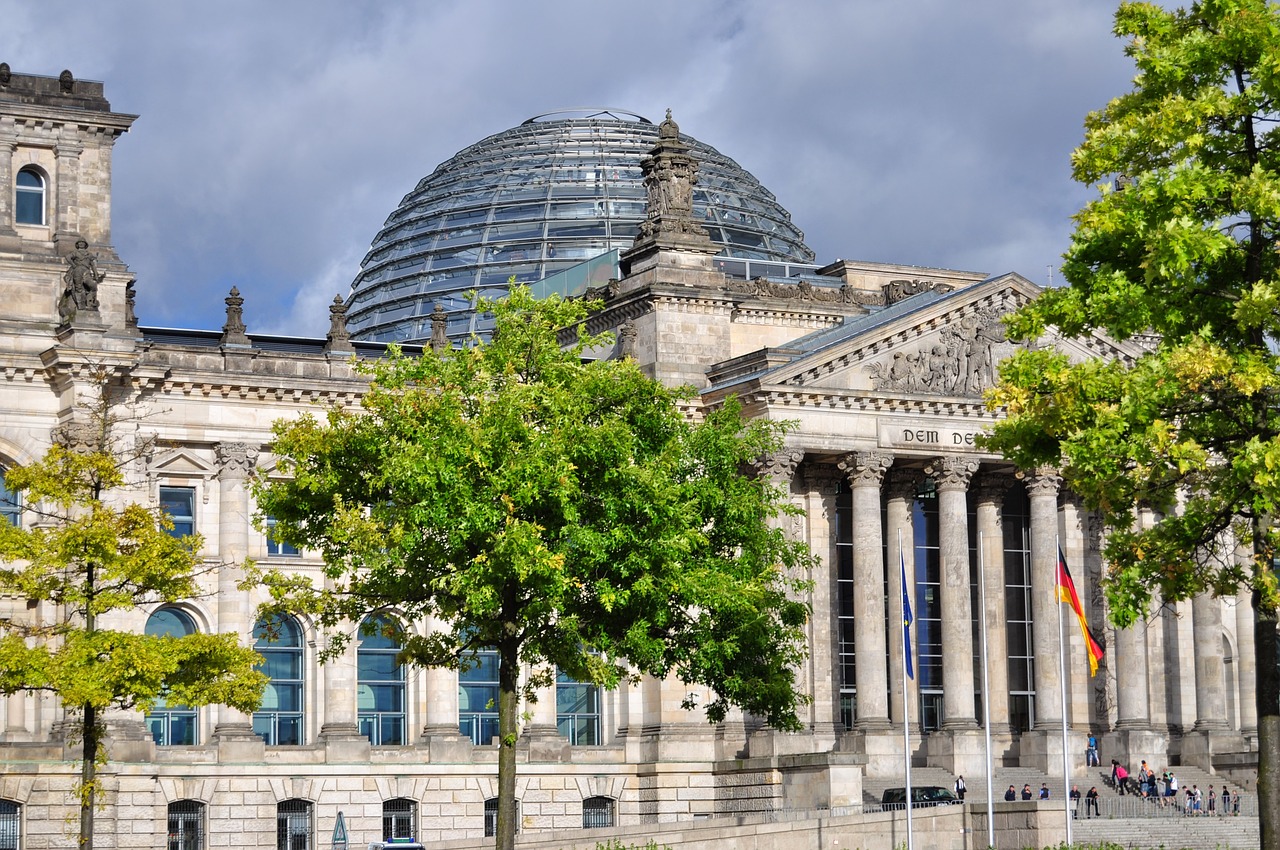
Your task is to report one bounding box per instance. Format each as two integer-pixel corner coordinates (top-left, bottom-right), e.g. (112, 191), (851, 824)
(253, 286), (813, 850)
(0, 378), (265, 850)
(981, 3), (1280, 847)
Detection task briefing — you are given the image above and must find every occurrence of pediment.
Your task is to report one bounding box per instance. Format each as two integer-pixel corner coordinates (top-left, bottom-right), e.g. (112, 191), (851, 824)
(747, 273), (1146, 398)
(148, 448), (217, 476)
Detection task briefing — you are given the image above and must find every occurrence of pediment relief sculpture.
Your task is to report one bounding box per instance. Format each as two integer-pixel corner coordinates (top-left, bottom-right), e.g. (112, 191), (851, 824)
(723, 276), (863, 306)
(866, 306), (1010, 397)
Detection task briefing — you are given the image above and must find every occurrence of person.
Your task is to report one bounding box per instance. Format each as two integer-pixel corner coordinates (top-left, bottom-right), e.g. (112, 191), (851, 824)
(954, 775), (966, 801)
(1085, 786), (1100, 819)
(1004, 785), (1017, 802)
(1221, 786), (1231, 816)
(1207, 786), (1216, 816)
(1112, 759), (1129, 795)
(1192, 784), (1202, 814)
(1039, 783), (1050, 800)
(1184, 788), (1194, 815)
(1233, 788), (1241, 815)
(1070, 785), (1081, 819)
(1168, 771), (1179, 802)
(1021, 784), (1033, 800)
(1086, 734), (1099, 767)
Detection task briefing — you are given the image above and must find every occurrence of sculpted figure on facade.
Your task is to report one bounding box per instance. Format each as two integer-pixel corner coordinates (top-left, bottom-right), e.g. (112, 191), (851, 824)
(868, 306), (1008, 396)
(60, 239), (105, 321)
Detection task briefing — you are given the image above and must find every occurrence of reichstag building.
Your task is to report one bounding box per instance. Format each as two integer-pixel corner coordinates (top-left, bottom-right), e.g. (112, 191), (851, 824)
(0, 68), (1259, 849)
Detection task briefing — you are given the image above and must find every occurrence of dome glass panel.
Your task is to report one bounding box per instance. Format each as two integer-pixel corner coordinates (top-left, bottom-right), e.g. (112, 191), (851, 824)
(348, 109), (815, 344)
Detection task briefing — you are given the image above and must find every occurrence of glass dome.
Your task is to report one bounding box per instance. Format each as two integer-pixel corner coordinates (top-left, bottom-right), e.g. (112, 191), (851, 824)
(347, 109), (815, 344)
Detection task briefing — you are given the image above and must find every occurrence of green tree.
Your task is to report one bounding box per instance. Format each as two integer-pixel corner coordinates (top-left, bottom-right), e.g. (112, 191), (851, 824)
(253, 286), (813, 850)
(981, 3), (1280, 846)
(0, 377), (266, 850)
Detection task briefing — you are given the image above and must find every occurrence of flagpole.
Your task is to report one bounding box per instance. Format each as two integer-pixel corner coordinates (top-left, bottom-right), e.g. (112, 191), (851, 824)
(899, 528), (913, 850)
(1056, 536), (1073, 846)
(978, 532), (995, 849)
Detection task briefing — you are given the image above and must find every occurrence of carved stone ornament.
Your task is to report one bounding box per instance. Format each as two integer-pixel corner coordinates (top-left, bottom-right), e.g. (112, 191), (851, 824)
(971, 472), (1013, 506)
(59, 69), (74, 94)
(430, 303), (449, 352)
(0, 63), (10, 87)
(750, 448), (805, 482)
(124, 279), (138, 328)
(723, 276), (860, 306)
(837, 451), (893, 487)
(53, 419), (104, 455)
(867, 305), (1009, 397)
(59, 239), (105, 323)
(929, 456), (979, 492)
(221, 287), (250, 345)
(884, 466), (925, 502)
(324, 295), (354, 353)
(883, 279), (955, 305)
(1023, 465), (1062, 499)
(632, 110), (717, 250)
(215, 442), (258, 479)
(616, 320), (638, 360)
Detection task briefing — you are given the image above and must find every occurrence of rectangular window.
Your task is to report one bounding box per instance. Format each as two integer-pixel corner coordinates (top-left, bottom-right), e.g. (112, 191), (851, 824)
(556, 668), (600, 745)
(834, 484), (856, 729)
(265, 517), (300, 557)
(0, 473), (19, 527)
(159, 486), (196, 537)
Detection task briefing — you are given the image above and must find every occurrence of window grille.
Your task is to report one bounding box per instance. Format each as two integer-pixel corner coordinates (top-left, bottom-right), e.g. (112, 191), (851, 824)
(382, 798), (416, 841)
(0, 800), (19, 850)
(582, 796), (614, 829)
(167, 800), (204, 850)
(276, 799), (312, 850)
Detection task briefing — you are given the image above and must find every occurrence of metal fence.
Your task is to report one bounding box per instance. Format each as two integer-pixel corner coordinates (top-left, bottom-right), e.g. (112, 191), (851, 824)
(1079, 792), (1256, 819)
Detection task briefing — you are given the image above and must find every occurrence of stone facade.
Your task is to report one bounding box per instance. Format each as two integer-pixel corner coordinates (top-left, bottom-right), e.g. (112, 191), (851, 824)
(0, 70), (1258, 850)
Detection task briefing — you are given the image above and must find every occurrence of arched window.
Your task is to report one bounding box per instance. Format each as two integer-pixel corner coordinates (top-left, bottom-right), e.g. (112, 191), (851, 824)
(0, 799), (19, 850)
(582, 796), (615, 829)
(15, 168), (45, 226)
(357, 615), (405, 745)
(276, 799), (312, 850)
(381, 798), (416, 841)
(145, 608), (198, 745)
(253, 616), (304, 745)
(167, 800), (204, 850)
(459, 649), (499, 744)
(0, 470), (19, 527)
(556, 667), (600, 745)
(483, 798), (519, 838)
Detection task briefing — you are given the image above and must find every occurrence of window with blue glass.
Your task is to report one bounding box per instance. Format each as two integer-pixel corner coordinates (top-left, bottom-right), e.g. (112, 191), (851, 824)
(833, 479), (856, 729)
(459, 649), (500, 744)
(159, 486), (196, 537)
(0, 799), (19, 850)
(357, 615), (405, 745)
(556, 668), (600, 745)
(16, 167), (45, 226)
(253, 616), (304, 745)
(1002, 484), (1036, 733)
(145, 608), (198, 745)
(265, 517), (300, 557)
(0, 471), (19, 527)
(913, 490), (944, 731)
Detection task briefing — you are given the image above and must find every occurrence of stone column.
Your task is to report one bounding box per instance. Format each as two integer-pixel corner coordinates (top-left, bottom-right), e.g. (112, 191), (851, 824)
(0, 135), (17, 238)
(838, 451), (893, 731)
(1113, 509), (1152, 733)
(212, 442), (260, 746)
(3, 693), (27, 740)
(885, 467), (922, 732)
(1191, 592), (1229, 730)
(932, 456), (978, 729)
(805, 466), (843, 742)
(1060, 493), (1091, 729)
(1235, 583), (1258, 737)
(1025, 467), (1064, 730)
(973, 473), (1012, 734)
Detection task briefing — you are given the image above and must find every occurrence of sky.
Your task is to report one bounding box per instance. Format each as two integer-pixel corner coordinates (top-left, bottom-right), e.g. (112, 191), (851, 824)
(4, 0), (1136, 337)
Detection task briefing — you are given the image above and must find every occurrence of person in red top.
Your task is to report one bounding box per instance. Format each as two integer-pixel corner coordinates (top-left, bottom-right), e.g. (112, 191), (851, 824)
(1111, 759), (1130, 795)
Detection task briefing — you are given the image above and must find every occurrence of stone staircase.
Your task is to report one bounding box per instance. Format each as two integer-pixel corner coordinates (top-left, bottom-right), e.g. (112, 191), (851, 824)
(1073, 813), (1259, 850)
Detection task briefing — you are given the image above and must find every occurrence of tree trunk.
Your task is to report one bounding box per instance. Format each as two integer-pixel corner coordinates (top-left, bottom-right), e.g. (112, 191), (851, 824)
(1256, 598), (1278, 850)
(79, 702), (96, 850)
(494, 635), (520, 850)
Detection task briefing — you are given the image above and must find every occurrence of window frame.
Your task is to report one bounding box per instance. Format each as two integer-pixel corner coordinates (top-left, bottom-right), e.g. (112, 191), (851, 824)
(582, 796), (615, 829)
(15, 167), (46, 226)
(0, 470), (20, 527)
(145, 607), (199, 745)
(276, 799), (312, 850)
(556, 667), (601, 745)
(265, 516), (301, 558)
(459, 649), (500, 745)
(357, 615), (406, 745)
(381, 798), (416, 841)
(159, 485), (197, 538)
(253, 616), (305, 746)
(0, 799), (19, 850)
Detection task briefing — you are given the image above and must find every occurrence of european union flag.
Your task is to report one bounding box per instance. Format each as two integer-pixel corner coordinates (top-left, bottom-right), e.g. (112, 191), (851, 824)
(901, 552), (914, 680)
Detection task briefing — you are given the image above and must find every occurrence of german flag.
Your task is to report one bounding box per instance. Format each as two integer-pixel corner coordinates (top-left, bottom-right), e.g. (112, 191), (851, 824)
(1057, 546), (1104, 677)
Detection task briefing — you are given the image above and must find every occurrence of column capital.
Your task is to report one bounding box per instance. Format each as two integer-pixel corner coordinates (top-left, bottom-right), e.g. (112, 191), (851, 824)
(215, 441), (259, 480)
(885, 466), (924, 502)
(1023, 465), (1061, 499)
(803, 464), (844, 496)
(837, 450), (893, 487)
(972, 472), (1013, 506)
(930, 456), (978, 492)
(750, 448), (804, 483)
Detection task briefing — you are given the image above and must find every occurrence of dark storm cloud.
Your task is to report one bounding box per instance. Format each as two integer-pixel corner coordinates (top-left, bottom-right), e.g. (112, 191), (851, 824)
(3, 0), (1133, 335)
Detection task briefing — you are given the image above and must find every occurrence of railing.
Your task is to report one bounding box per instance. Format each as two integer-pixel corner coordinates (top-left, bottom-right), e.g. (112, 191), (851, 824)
(1078, 793), (1256, 819)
